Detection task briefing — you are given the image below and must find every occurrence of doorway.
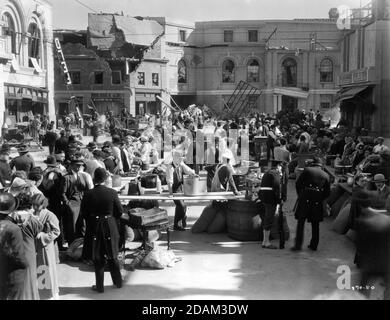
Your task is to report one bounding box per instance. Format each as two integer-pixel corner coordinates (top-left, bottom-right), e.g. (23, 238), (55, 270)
(282, 96), (298, 111)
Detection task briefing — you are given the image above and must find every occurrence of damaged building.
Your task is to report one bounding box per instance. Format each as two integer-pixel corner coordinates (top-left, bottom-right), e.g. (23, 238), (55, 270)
(54, 13), (164, 117)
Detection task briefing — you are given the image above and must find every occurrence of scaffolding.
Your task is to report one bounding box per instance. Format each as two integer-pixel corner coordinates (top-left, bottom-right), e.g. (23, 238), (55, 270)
(222, 80), (262, 118)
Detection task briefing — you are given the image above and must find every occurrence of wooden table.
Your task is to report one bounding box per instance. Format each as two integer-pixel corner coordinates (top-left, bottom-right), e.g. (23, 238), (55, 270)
(119, 192), (245, 202)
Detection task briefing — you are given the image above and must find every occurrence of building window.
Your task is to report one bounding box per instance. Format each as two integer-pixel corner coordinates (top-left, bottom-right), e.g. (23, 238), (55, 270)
(94, 71), (104, 84)
(69, 71), (81, 85)
(152, 73), (159, 86)
(320, 58), (333, 82)
(2, 13), (17, 54)
(320, 95), (333, 109)
(247, 59), (260, 83)
(28, 23), (41, 66)
(281, 58), (297, 87)
(178, 60), (187, 84)
(248, 30), (258, 42)
(138, 72), (145, 85)
(179, 30), (187, 42)
(222, 59), (235, 83)
(224, 30), (233, 42)
(111, 70), (121, 85)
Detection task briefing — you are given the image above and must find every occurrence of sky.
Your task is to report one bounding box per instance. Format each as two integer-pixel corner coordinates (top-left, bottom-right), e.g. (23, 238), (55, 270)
(52, 0), (365, 30)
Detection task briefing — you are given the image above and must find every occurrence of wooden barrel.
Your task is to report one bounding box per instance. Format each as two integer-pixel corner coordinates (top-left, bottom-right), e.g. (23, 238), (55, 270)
(226, 200), (262, 241)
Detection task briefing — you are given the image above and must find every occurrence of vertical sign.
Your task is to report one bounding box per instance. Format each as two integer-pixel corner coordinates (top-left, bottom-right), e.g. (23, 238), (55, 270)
(54, 37), (72, 86)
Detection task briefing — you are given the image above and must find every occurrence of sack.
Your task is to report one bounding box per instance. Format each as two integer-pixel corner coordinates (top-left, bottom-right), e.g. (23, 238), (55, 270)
(66, 238), (84, 261)
(140, 248), (181, 269)
(332, 203), (351, 234)
(191, 204), (218, 233)
(207, 210), (227, 234)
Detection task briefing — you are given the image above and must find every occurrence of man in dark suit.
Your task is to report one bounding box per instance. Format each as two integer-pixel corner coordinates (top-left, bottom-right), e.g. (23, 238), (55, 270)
(79, 168), (123, 293)
(292, 157), (330, 251)
(9, 145), (35, 174)
(258, 160), (286, 249)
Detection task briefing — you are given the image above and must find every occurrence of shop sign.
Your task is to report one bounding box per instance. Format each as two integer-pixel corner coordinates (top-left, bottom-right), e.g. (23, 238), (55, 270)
(54, 38), (72, 86)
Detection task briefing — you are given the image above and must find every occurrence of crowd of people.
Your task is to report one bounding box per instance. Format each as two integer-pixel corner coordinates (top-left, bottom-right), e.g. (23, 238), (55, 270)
(0, 104), (390, 299)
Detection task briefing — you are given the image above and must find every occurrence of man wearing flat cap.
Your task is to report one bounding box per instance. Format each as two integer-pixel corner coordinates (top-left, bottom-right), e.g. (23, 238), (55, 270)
(292, 157), (330, 252)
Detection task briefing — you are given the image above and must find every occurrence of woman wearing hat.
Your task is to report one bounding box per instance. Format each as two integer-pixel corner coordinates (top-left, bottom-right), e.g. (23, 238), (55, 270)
(59, 156), (90, 245)
(0, 194), (28, 300)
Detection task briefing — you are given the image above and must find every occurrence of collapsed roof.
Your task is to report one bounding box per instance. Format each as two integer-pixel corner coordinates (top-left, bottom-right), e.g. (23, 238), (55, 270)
(88, 13), (164, 50)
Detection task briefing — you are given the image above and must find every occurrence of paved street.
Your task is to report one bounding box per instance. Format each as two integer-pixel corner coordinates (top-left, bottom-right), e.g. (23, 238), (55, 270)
(55, 179), (377, 300)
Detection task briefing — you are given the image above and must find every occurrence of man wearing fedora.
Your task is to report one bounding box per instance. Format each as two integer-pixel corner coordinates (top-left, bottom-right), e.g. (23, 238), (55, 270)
(292, 157), (330, 252)
(0, 193), (28, 300)
(371, 174), (390, 210)
(9, 145), (35, 175)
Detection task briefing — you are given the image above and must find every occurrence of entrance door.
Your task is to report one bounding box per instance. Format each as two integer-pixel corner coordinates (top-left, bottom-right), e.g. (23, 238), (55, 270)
(282, 96), (298, 111)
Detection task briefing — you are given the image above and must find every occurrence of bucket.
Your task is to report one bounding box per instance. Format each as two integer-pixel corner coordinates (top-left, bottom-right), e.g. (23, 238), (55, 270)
(112, 175), (122, 188)
(183, 175), (207, 196)
(226, 200), (262, 241)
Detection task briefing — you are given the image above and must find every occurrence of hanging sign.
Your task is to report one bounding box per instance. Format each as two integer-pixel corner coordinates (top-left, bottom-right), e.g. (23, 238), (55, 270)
(54, 37), (72, 86)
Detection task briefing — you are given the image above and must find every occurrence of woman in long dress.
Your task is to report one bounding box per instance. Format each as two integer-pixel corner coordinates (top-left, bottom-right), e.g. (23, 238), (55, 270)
(10, 190), (43, 300)
(31, 194), (60, 300)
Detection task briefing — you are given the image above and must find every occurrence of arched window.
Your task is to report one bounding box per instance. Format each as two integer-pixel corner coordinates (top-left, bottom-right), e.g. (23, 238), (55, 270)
(2, 13), (17, 54)
(320, 58), (333, 82)
(281, 58), (297, 87)
(247, 59), (260, 83)
(178, 59), (187, 84)
(222, 59), (235, 83)
(28, 22), (41, 66)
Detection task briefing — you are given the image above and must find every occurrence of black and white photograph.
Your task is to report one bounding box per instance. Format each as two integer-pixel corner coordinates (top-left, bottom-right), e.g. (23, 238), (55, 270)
(0, 0), (390, 305)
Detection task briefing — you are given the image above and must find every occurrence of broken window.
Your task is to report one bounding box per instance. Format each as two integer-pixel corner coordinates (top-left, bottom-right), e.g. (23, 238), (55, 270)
(2, 13), (17, 54)
(28, 23), (41, 66)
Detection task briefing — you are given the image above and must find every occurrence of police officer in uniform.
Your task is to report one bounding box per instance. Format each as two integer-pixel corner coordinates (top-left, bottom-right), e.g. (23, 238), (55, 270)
(292, 157), (330, 251)
(258, 160), (286, 249)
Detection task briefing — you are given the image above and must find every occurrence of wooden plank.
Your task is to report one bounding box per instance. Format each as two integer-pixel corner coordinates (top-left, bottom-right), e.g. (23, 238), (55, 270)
(119, 192), (245, 201)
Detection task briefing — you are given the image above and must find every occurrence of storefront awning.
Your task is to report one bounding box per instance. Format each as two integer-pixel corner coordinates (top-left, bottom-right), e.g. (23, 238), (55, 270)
(336, 86), (369, 102)
(136, 93), (157, 102)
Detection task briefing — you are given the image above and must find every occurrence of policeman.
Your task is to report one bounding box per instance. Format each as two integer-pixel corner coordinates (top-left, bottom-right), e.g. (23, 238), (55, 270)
(292, 157), (330, 251)
(258, 160), (286, 249)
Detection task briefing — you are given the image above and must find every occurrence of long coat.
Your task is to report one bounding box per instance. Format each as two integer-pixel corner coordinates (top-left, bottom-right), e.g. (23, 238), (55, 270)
(0, 216), (28, 300)
(258, 169), (285, 205)
(79, 185), (123, 262)
(295, 166), (330, 223)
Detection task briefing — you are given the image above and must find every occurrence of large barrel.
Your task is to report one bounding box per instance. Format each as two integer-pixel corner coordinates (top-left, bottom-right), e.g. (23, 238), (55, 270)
(226, 200), (262, 241)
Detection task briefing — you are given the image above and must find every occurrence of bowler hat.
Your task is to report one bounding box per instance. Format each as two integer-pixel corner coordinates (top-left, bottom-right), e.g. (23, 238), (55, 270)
(0, 193), (18, 215)
(44, 155), (57, 167)
(18, 144), (30, 153)
(373, 174), (387, 183)
(87, 142), (97, 150)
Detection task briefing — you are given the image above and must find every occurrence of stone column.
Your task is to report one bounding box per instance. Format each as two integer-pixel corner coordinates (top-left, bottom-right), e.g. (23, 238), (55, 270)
(0, 63), (5, 137)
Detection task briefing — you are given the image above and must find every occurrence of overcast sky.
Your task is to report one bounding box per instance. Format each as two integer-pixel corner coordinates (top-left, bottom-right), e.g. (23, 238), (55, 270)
(52, 0), (365, 29)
